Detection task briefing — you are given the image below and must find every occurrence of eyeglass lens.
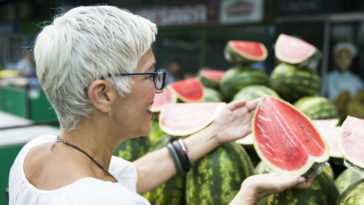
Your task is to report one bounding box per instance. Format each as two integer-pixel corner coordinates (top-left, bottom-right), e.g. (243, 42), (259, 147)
(154, 69), (163, 89)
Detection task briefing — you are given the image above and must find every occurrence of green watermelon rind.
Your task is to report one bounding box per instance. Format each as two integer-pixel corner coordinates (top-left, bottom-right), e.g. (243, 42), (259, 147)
(252, 97), (330, 176)
(203, 87), (223, 102)
(198, 70), (224, 89)
(269, 63), (321, 103)
(186, 142), (255, 205)
(275, 34), (322, 67)
(159, 103), (225, 137)
(335, 178), (364, 205)
(220, 67), (269, 101)
(335, 168), (364, 194)
(224, 41), (268, 65)
(294, 96), (339, 120)
(232, 85), (280, 102)
(339, 116), (364, 170)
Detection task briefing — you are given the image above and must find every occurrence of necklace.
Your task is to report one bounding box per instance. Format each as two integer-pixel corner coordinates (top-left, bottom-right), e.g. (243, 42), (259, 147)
(51, 136), (117, 182)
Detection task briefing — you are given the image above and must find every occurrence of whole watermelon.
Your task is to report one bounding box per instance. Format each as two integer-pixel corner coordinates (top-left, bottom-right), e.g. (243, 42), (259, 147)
(270, 63), (320, 103)
(335, 168), (364, 194)
(257, 172), (338, 205)
(142, 136), (186, 205)
(203, 87), (222, 102)
(113, 137), (151, 161)
(220, 67), (269, 101)
(232, 85), (280, 102)
(294, 96), (339, 120)
(148, 119), (165, 145)
(336, 178), (364, 205)
(186, 142), (255, 205)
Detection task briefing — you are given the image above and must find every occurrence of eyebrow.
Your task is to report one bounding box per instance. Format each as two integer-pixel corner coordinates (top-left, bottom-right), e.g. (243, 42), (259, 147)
(147, 62), (156, 72)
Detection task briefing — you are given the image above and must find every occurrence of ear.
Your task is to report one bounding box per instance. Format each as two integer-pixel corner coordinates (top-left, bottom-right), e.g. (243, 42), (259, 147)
(87, 79), (117, 113)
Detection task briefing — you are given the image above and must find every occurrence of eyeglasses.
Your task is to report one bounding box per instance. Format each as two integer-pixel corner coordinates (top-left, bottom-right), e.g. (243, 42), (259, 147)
(101, 67), (167, 91)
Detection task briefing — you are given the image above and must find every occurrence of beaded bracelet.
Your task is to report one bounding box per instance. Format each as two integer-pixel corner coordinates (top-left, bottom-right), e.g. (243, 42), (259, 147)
(167, 143), (183, 172)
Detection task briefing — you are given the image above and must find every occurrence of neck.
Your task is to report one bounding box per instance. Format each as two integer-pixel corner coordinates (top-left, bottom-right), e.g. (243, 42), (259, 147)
(60, 120), (120, 171)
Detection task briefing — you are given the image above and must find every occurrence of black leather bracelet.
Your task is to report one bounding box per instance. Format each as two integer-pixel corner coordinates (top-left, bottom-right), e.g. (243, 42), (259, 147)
(167, 143), (183, 172)
(178, 139), (193, 167)
(172, 140), (190, 172)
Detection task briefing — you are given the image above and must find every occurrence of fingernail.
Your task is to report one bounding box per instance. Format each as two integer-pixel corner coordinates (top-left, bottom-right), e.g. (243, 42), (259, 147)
(298, 177), (305, 183)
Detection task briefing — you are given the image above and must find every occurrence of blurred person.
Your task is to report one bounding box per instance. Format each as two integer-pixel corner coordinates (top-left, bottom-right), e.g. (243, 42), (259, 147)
(9, 6), (315, 205)
(323, 42), (364, 101)
(165, 60), (182, 84)
(15, 49), (35, 76)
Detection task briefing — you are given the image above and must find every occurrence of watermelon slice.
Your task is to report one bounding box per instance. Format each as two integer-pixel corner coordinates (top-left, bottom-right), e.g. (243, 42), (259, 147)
(224, 40), (267, 65)
(253, 96), (329, 176)
(198, 69), (225, 89)
(151, 89), (177, 113)
(275, 34), (321, 66)
(159, 102), (225, 137)
(340, 116), (364, 170)
(167, 77), (204, 102)
(312, 119), (342, 158)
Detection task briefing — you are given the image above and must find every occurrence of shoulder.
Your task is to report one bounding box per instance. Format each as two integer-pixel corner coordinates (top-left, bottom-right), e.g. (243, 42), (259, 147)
(66, 178), (150, 204)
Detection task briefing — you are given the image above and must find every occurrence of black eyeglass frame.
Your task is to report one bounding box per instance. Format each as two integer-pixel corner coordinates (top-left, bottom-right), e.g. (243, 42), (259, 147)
(99, 67), (167, 91)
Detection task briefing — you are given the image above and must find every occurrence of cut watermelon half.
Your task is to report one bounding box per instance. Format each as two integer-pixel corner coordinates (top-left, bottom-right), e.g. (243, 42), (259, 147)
(312, 119), (342, 158)
(151, 89), (177, 113)
(159, 102), (225, 137)
(224, 40), (267, 65)
(253, 96), (329, 176)
(275, 34), (321, 66)
(167, 77), (204, 102)
(340, 116), (364, 170)
(198, 69), (225, 89)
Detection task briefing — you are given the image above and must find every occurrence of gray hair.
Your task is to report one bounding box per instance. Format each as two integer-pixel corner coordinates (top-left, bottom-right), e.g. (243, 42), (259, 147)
(34, 6), (157, 130)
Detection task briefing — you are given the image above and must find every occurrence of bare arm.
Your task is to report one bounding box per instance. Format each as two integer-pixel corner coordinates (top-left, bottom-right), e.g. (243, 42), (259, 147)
(133, 100), (257, 194)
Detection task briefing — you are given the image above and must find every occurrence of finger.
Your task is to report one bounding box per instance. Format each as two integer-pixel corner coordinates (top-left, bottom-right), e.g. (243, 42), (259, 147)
(227, 99), (247, 110)
(247, 98), (261, 112)
(295, 172), (318, 189)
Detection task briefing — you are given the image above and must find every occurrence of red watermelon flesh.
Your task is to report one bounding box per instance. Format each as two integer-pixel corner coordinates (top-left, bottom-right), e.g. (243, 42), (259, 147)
(253, 96), (329, 175)
(275, 34), (317, 64)
(160, 102), (225, 137)
(151, 89), (177, 113)
(200, 69), (225, 83)
(168, 77), (203, 102)
(340, 116), (364, 169)
(230, 41), (267, 60)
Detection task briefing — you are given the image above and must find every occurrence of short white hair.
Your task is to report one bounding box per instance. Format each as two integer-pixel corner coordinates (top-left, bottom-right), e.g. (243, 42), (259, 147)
(34, 5), (157, 130)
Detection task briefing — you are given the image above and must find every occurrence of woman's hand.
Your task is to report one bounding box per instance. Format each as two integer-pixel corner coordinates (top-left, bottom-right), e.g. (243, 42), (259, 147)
(230, 173), (317, 205)
(211, 99), (259, 144)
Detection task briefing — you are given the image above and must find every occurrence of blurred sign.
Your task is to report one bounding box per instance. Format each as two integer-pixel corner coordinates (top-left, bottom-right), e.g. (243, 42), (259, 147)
(219, 0), (263, 24)
(135, 1), (219, 26)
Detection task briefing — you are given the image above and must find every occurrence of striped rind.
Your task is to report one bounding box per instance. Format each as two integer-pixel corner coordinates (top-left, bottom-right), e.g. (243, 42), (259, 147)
(257, 172), (338, 205)
(336, 178), (364, 205)
(232, 85), (280, 102)
(252, 96), (329, 176)
(269, 63), (320, 103)
(294, 96), (338, 120)
(335, 168), (364, 194)
(186, 142), (254, 205)
(220, 67), (269, 101)
(113, 137), (151, 161)
(142, 136), (186, 205)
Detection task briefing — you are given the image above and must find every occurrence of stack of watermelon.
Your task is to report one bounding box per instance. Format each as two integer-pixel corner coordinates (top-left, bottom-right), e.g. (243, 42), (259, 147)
(220, 40), (278, 102)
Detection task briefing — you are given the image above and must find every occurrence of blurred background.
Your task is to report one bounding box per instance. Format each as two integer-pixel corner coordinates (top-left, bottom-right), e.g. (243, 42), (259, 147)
(0, 0), (363, 204)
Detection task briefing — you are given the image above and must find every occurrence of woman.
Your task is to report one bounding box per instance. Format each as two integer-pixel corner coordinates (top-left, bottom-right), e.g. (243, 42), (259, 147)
(9, 6), (315, 205)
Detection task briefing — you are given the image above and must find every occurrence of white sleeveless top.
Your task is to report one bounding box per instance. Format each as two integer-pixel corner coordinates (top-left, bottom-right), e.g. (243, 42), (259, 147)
(9, 135), (150, 205)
